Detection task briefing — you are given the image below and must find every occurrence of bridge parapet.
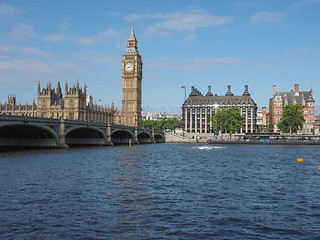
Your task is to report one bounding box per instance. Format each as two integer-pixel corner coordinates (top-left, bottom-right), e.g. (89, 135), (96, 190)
(0, 115), (59, 124)
(111, 124), (134, 132)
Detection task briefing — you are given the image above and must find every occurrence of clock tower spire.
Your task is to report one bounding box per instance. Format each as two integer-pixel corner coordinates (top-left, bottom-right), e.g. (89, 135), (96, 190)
(121, 23), (143, 127)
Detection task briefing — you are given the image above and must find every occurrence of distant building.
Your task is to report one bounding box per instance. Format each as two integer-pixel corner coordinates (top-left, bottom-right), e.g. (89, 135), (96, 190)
(269, 84), (315, 133)
(182, 85), (257, 134)
(0, 81), (121, 124)
(0, 95), (36, 117)
(257, 107), (272, 133)
(143, 112), (182, 121)
(142, 113), (153, 120)
(256, 110), (263, 126)
(314, 115), (320, 134)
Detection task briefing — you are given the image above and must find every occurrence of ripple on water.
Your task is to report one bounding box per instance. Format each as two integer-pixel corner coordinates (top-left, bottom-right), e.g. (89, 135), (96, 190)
(1, 144), (320, 239)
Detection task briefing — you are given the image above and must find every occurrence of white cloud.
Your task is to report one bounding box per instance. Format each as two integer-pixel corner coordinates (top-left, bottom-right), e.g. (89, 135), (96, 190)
(0, 59), (51, 73)
(9, 23), (38, 40)
(147, 56), (246, 72)
(71, 52), (119, 65)
(58, 18), (72, 32)
(217, 28), (232, 34)
(0, 3), (21, 18)
(44, 28), (123, 45)
(0, 44), (14, 52)
(0, 58), (83, 85)
(44, 33), (68, 42)
(0, 44), (55, 58)
(0, 58), (81, 74)
(292, 0), (320, 7)
(72, 35), (96, 45)
(127, 8), (232, 37)
(249, 11), (283, 24)
(151, 10), (232, 33)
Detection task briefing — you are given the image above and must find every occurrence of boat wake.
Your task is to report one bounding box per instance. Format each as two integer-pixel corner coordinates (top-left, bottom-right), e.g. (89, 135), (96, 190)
(192, 146), (225, 150)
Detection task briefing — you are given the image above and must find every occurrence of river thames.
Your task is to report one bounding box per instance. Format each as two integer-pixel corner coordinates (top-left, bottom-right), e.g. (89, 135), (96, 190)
(1, 143), (320, 239)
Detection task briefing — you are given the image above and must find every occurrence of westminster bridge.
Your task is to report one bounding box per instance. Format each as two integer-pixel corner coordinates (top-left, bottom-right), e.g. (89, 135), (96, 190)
(0, 115), (164, 148)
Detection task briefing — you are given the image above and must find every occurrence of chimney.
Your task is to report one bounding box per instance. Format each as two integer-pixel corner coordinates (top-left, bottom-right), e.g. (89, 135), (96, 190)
(273, 85), (276, 95)
(262, 107), (266, 115)
(242, 85), (250, 96)
(295, 84), (299, 93)
(206, 86), (213, 96)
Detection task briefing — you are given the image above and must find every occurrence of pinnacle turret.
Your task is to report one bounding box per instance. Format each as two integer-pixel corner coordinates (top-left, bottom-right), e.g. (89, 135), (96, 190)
(128, 21), (136, 41)
(124, 21), (139, 56)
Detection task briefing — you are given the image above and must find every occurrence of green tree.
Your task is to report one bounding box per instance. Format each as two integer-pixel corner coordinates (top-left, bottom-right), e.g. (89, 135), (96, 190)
(311, 127), (315, 135)
(277, 104), (305, 134)
(210, 106), (244, 135)
(211, 108), (227, 134)
(142, 119), (155, 129)
(225, 106), (245, 134)
(142, 118), (181, 130)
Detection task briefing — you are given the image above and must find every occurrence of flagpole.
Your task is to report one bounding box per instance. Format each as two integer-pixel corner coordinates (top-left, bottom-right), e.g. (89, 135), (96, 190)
(181, 85), (186, 102)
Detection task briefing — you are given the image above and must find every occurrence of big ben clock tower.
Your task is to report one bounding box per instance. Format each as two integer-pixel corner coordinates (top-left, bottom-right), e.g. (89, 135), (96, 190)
(121, 22), (143, 127)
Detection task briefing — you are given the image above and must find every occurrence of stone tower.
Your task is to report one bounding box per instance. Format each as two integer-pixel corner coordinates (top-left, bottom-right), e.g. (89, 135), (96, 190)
(37, 81), (63, 118)
(121, 22), (143, 127)
(64, 81), (86, 120)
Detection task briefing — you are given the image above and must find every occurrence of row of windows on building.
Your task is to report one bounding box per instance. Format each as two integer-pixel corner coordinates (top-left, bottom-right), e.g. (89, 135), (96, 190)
(183, 106), (256, 133)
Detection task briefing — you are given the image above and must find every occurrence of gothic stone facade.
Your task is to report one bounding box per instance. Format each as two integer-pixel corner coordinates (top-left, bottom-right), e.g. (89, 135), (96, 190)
(121, 23), (143, 127)
(182, 85), (257, 134)
(0, 81), (121, 124)
(269, 84), (315, 133)
(0, 95), (36, 117)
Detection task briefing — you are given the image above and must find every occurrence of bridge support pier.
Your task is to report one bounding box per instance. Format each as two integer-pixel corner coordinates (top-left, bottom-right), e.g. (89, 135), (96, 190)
(105, 123), (113, 146)
(134, 127), (139, 144)
(59, 119), (69, 149)
(152, 129), (155, 143)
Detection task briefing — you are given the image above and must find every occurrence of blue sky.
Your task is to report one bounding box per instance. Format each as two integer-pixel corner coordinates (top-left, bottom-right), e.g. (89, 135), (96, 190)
(0, 0), (319, 114)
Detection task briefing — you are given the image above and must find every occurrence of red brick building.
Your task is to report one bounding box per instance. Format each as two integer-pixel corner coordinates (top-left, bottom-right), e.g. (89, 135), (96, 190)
(269, 84), (315, 133)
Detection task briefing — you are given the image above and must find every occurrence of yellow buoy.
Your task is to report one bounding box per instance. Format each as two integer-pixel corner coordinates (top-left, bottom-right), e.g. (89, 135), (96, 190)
(297, 158), (304, 162)
(318, 166), (320, 171)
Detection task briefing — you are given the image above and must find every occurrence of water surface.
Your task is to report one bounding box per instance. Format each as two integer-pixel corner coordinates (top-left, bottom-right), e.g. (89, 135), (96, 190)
(1, 144), (320, 239)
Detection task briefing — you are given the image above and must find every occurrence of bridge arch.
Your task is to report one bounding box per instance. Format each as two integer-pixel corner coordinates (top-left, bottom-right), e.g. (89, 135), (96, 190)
(65, 126), (106, 145)
(0, 122), (59, 147)
(154, 133), (164, 143)
(138, 132), (153, 143)
(111, 129), (134, 144)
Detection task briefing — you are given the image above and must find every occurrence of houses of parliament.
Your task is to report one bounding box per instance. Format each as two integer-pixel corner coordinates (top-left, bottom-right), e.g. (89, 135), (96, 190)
(0, 24), (143, 127)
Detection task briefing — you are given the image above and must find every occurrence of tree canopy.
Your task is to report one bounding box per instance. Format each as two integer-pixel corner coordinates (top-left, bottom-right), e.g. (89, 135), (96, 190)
(277, 104), (305, 134)
(210, 106), (245, 134)
(142, 118), (181, 130)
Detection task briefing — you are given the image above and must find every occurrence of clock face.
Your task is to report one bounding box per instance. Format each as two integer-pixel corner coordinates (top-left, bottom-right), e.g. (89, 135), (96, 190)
(125, 62), (134, 72)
